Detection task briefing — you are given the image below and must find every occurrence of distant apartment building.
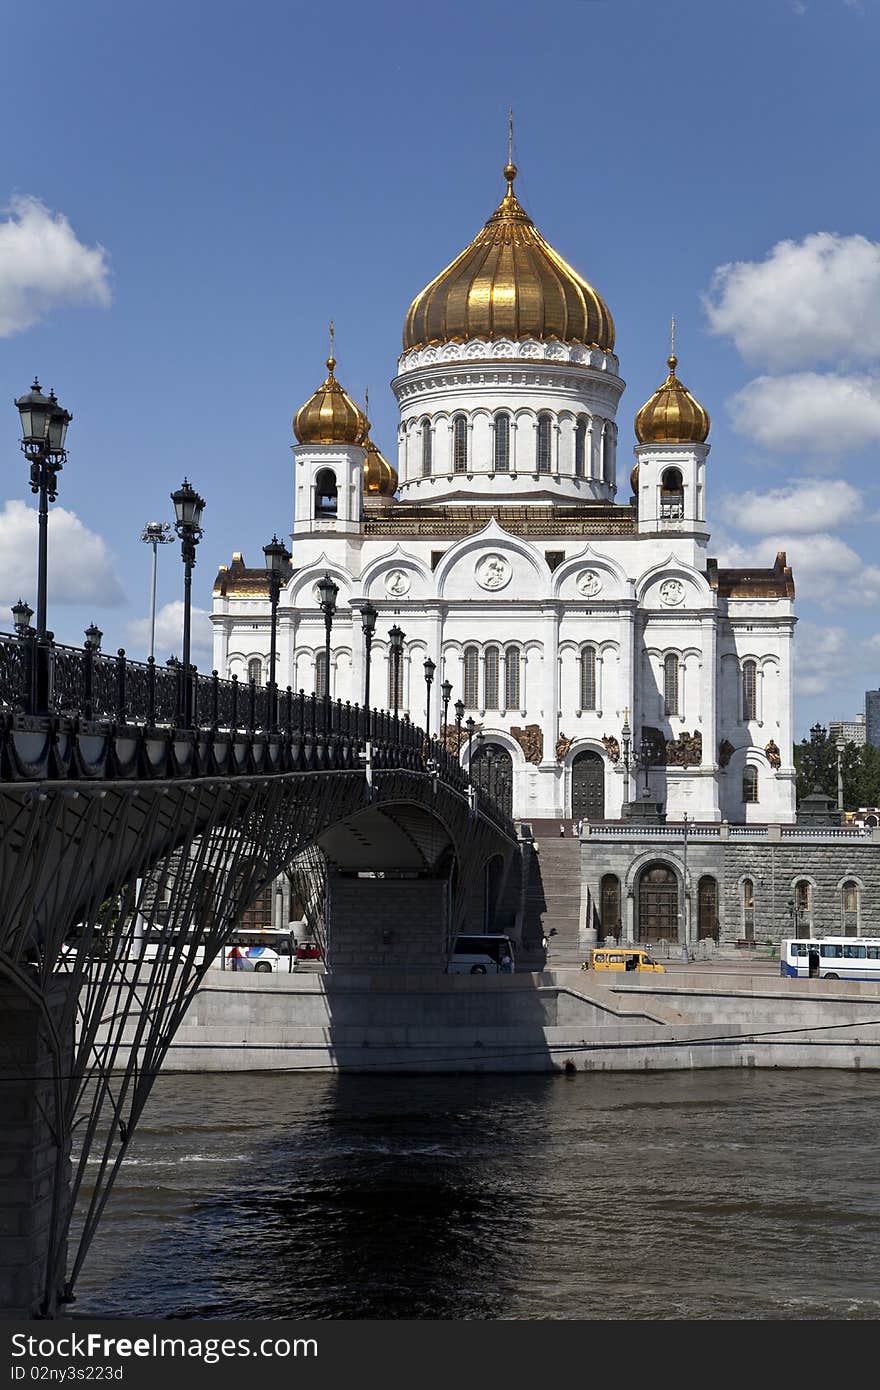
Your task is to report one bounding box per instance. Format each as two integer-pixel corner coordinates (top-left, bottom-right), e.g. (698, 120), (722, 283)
(867, 691), (880, 749)
(830, 713), (867, 746)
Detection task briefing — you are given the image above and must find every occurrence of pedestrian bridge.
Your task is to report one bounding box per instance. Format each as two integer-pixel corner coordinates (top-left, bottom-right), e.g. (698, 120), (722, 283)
(0, 633), (518, 1317)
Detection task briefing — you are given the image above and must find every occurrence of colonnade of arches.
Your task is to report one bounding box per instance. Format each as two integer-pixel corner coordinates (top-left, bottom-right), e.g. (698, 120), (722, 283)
(400, 409), (618, 483)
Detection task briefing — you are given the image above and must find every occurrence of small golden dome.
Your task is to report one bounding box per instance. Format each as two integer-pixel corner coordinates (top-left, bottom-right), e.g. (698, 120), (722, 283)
(630, 462), (640, 495)
(634, 354), (710, 445)
(293, 356), (369, 446)
(403, 163), (614, 353)
(363, 437), (398, 497)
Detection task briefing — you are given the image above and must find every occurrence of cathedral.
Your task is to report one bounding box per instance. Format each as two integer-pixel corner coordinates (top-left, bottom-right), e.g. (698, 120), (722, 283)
(212, 156), (797, 827)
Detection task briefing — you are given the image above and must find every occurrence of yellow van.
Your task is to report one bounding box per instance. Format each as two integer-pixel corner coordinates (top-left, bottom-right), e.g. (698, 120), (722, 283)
(585, 948), (665, 974)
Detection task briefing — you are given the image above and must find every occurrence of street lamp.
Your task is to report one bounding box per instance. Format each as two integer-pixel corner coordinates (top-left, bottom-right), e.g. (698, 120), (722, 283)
(441, 678), (452, 741)
(139, 521), (173, 661)
(263, 534), (290, 729)
(316, 572), (338, 728)
(359, 601), (378, 712)
(836, 736), (846, 814)
(15, 379), (72, 642)
(810, 722), (826, 743)
(621, 707), (632, 802)
(423, 656), (436, 740)
(465, 716), (476, 782)
(170, 478), (206, 726)
(635, 735), (654, 796)
(680, 811), (690, 962)
(11, 599), (33, 638)
(84, 622), (103, 651)
(388, 624), (405, 718)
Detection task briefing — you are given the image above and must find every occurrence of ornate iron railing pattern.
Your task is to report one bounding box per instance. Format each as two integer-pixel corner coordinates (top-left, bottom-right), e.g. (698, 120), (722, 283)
(0, 632), (513, 836)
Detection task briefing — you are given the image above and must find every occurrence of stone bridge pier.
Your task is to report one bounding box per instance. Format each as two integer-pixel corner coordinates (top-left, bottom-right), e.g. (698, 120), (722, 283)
(319, 795), (520, 973)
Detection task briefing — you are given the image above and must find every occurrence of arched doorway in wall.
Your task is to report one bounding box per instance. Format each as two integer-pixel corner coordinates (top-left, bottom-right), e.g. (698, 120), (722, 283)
(571, 749), (605, 821)
(637, 863), (679, 944)
(471, 742), (513, 817)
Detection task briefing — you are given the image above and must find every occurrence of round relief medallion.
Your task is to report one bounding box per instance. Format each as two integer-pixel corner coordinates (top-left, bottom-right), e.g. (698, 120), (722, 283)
(576, 569), (602, 597)
(659, 578), (686, 607)
(384, 569), (411, 597)
(475, 553), (511, 591)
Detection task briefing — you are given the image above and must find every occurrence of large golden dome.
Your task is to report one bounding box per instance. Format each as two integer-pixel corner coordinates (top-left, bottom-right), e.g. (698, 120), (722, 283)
(363, 437), (398, 497)
(293, 356), (369, 446)
(403, 163), (615, 353)
(634, 354), (710, 445)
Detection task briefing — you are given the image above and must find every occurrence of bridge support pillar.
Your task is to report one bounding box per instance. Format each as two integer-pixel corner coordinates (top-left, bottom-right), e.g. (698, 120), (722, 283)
(326, 874), (448, 973)
(0, 979), (74, 1318)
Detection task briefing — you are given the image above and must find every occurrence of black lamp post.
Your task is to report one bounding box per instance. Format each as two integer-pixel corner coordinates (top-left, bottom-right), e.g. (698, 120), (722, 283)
(171, 478), (205, 727)
(84, 622), (102, 651)
(423, 656), (436, 740)
(454, 698), (464, 754)
(441, 678), (452, 742)
(389, 624), (405, 718)
(359, 601), (378, 713)
(15, 379), (72, 642)
(810, 722), (826, 744)
(11, 599), (33, 638)
(316, 572), (338, 728)
(263, 534), (290, 729)
(465, 716), (476, 783)
(636, 735), (653, 796)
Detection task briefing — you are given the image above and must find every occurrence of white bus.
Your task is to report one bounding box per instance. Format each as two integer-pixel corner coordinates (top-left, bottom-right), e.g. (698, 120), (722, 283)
(780, 937), (880, 981)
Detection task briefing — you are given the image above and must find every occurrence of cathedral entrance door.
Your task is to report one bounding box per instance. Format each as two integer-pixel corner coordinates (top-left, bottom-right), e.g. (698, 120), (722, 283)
(637, 864), (678, 945)
(471, 742), (513, 817)
(571, 750), (604, 821)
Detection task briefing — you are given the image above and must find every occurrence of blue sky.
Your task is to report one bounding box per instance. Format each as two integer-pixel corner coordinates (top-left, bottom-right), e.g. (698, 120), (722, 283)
(1, 0), (879, 738)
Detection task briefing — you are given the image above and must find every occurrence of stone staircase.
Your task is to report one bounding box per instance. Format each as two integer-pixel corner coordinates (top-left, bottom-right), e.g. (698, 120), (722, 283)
(518, 828), (585, 970)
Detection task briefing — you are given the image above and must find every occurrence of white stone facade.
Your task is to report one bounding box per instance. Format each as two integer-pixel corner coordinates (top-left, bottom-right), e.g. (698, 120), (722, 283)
(212, 263), (796, 828)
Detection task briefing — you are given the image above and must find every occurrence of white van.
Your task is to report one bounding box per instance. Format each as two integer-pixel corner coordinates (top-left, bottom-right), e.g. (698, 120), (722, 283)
(446, 934), (515, 975)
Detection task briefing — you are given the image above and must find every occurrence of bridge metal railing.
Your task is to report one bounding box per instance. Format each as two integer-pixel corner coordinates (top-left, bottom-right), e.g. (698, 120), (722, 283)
(0, 631), (514, 836)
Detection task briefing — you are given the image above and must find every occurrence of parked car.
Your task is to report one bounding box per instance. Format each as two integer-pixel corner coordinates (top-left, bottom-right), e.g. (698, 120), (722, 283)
(295, 940), (323, 961)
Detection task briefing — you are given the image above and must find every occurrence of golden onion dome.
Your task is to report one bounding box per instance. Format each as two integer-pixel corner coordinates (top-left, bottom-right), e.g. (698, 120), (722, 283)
(630, 462), (640, 495)
(403, 162), (615, 353)
(293, 356), (369, 446)
(634, 354), (710, 445)
(363, 437), (398, 497)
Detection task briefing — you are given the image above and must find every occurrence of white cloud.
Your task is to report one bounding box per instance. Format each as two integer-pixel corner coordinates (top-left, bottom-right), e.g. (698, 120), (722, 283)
(713, 527), (880, 609)
(720, 478), (862, 534)
(0, 497), (124, 614)
(0, 194), (111, 337)
(705, 233), (880, 369)
(124, 600), (213, 668)
(726, 372), (880, 452)
(794, 623), (853, 696)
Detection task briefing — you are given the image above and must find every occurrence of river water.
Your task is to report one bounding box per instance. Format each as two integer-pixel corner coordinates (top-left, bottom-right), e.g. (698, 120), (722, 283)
(70, 1070), (880, 1321)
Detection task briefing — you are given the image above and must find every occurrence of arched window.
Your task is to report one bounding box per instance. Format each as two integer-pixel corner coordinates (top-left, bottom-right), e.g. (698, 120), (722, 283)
(505, 646), (520, 709)
(742, 878), (755, 941)
(421, 420), (432, 477)
(463, 646), (479, 708)
(248, 657), (262, 686)
(494, 414), (510, 472)
(698, 876), (718, 940)
(574, 418), (587, 477)
(580, 648), (597, 711)
(315, 650), (328, 699)
(660, 467), (683, 520)
(742, 660), (757, 721)
(842, 880), (859, 935)
(663, 654), (679, 716)
(314, 468), (338, 518)
(484, 647), (500, 710)
(742, 766), (759, 802)
(600, 874), (621, 939)
(536, 414), (552, 473)
(387, 653), (403, 710)
(453, 415), (468, 473)
(795, 880), (811, 918)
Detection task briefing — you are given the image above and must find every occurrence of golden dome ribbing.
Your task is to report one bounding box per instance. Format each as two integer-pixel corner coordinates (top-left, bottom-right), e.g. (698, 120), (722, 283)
(293, 356), (370, 446)
(363, 437), (398, 497)
(403, 163), (615, 353)
(634, 355), (710, 445)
